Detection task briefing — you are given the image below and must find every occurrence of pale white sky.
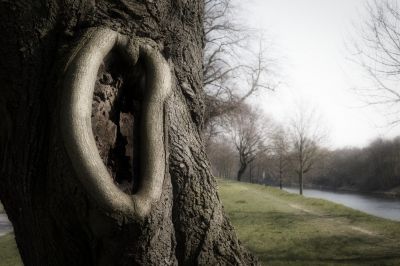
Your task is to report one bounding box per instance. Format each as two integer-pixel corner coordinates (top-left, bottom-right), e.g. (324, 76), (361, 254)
(238, 0), (400, 148)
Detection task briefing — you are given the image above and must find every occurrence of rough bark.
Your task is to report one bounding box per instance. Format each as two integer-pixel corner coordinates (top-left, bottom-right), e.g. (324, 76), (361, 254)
(0, 0), (257, 265)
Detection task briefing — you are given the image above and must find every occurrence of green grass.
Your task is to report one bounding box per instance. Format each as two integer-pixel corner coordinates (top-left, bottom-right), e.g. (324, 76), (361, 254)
(218, 179), (400, 266)
(0, 181), (400, 265)
(0, 233), (22, 266)
(0, 202), (23, 266)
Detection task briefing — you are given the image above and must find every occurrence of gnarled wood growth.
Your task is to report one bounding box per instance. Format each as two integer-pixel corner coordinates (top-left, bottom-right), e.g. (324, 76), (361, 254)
(61, 28), (171, 220)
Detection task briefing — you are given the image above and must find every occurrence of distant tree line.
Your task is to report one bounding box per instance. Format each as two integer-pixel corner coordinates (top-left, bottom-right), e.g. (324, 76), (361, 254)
(311, 138), (400, 192)
(206, 102), (326, 195)
(208, 121), (400, 194)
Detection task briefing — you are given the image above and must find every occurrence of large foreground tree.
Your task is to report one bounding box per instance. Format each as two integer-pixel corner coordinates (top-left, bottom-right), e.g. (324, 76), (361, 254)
(0, 1), (257, 265)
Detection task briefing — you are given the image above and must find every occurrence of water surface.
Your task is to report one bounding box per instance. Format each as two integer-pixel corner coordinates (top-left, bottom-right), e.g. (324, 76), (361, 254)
(0, 213), (12, 236)
(284, 187), (400, 221)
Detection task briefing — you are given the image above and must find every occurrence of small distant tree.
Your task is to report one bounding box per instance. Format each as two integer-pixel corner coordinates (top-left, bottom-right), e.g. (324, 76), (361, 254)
(229, 105), (270, 181)
(206, 136), (238, 179)
(271, 127), (290, 189)
(290, 105), (326, 195)
(249, 147), (275, 184)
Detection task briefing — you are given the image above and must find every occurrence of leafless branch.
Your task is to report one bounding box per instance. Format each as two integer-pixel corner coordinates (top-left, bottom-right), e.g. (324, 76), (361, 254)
(351, 0), (400, 125)
(203, 0), (280, 131)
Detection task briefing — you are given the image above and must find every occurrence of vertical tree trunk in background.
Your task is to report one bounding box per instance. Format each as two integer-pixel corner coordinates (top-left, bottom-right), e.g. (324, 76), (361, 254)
(249, 164), (252, 183)
(237, 164), (247, 182)
(299, 172), (304, 195)
(0, 1), (257, 265)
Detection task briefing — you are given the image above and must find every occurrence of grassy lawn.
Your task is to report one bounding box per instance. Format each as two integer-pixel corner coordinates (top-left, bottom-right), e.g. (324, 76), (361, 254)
(1, 181), (400, 265)
(218, 179), (400, 265)
(0, 233), (22, 266)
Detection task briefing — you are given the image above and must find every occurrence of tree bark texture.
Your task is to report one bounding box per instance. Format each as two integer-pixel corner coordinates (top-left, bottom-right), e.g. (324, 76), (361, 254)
(0, 1), (257, 265)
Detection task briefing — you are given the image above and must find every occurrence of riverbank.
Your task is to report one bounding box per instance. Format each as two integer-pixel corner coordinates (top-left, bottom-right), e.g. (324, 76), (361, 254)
(0, 233), (22, 266)
(284, 183), (400, 199)
(283, 187), (400, 221)
(0, 214), (13, 237)
(0, 202), (13, 239)
(376, 186), (400, 198)
(218, 179), (400, 265)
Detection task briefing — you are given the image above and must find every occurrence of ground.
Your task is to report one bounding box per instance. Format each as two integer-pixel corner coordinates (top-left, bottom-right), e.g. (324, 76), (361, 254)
(1, 180), (400, 265)
(218, 179), (400, 266)
(0, 233), (22, 266)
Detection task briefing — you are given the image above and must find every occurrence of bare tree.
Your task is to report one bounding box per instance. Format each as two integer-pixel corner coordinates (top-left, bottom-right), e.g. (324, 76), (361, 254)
(290, 105), (326, 195)
(203, 0), (279, 128)
(229, 104), (271, 181)
(206, 136), (238, 179)
(247, 147), (275, 184)
(352, 0), (400, 125)
(271, 126), (291, 190)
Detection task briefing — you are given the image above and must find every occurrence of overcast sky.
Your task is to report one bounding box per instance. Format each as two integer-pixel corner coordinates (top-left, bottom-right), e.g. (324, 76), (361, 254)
(237, 0), (400, 148)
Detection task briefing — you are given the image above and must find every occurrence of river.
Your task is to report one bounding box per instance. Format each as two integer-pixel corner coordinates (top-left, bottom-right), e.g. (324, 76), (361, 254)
(0, 213), (13, 236)
(284, 187), (400, 221)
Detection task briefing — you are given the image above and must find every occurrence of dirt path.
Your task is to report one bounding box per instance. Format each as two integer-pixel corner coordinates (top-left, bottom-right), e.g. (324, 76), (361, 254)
(349, 225), (376, 236)
(288, 203), (319, 215)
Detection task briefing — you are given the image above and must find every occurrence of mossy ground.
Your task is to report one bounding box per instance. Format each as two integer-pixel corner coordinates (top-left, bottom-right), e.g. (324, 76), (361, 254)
(218, 179), (400, 265)
(0, 181), (400, 265)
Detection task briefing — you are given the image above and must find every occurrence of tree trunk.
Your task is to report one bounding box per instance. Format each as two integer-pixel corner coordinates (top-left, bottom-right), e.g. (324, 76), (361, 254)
(299, 172), (304, 195)
(249, 163), (252, 183)
(0, 1), (257, 265)
(279, 170), (283, 190)
(237, 163), (247, 182)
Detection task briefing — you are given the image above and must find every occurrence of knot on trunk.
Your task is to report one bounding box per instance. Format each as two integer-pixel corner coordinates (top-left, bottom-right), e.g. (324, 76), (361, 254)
(60, 27), (172, 221)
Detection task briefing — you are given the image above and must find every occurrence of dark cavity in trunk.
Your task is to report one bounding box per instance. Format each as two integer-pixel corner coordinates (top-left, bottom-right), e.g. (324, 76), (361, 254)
(91, 48), (145, 194)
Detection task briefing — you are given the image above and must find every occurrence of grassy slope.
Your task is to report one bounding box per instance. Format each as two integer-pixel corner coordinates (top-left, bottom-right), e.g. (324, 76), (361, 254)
(0, 202), (22, 266)
(218, 179), (400, 266)
(0, 233), (22, 266)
